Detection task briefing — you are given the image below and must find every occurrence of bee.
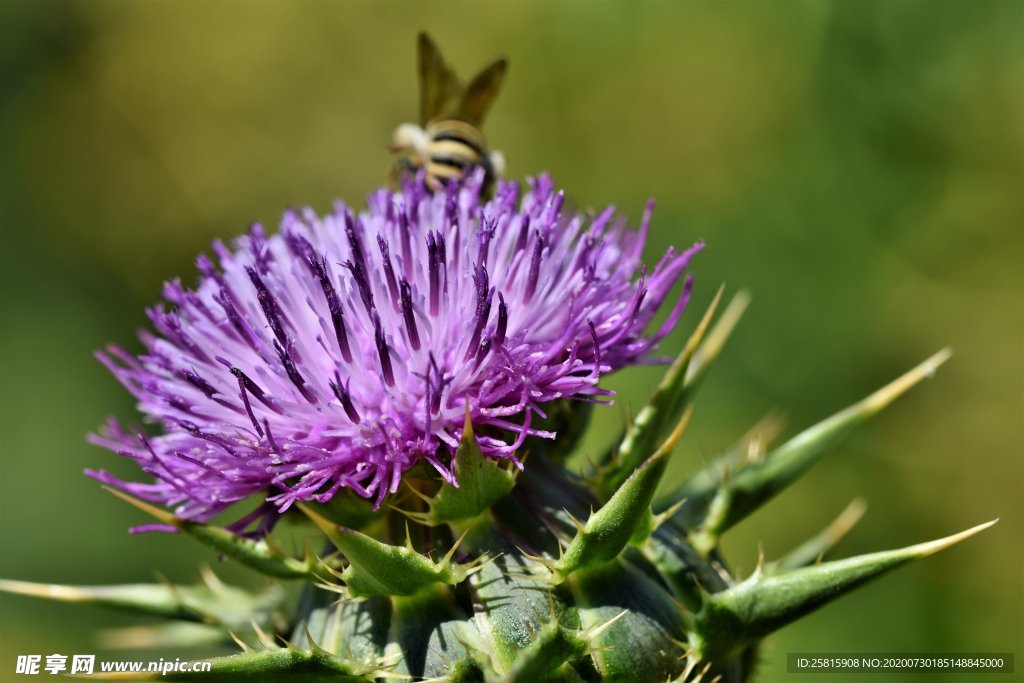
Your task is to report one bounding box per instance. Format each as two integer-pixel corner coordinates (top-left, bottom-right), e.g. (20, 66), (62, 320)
(391, 32), (508, 193)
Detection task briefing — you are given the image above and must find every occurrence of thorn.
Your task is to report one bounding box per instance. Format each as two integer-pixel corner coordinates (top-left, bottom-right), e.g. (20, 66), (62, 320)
(250, 619), (276, 650)
(313, 580), (347, 596)
(198, 564), (224, 592)
(229, 631), (251, 653)
(681, 284), (725, 359)
(427, 645), (451, 668)
(546, 591), (558, 619)
(771, 498), (868, 572)
(523, 620), (537, 639)
(462, 553), (492, 577)
(402, 480), (434, 504)
(585, 610), (628, 641)
(262, 531), (287, 557)
(152, 571), (189, 610)
(694, 519), (998, 662)
(740, 412), (788, 463)
(302, 538), (316, 566)
(832, 498), (868, 540)
(564, 509), (586, 533)
(913, 518), (998, 556)
(404, 521), (415, 552)
(303, 624), (327, 655)
(277, 633), (299, 651)
(391, 509), (432, 525)
(503, 569), (547, 581)
(317, 555), (348, 582)
(668, 639), (692, 660)
(858, 348), (952, 416)
(463, 401), (474, 440)
(652, 498), (687, 531)
(103, 486), (180, 526)
(515, 546), (552, 567)
(686, 290), (750, 384)
(658, 404), (694, 460)
(439, 529), (470, 567)
(0, 579), (90, 601)
(297, 501), (336, 535)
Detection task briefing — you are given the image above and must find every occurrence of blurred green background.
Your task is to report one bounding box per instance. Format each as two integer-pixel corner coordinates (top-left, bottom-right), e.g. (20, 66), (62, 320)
(1, 1), (1021, 681)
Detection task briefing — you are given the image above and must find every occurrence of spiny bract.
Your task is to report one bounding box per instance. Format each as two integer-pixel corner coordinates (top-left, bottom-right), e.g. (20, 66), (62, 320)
(1, 173), (993, 683)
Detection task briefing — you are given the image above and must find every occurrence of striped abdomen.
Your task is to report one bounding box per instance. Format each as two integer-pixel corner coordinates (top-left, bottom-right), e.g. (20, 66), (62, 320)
(423, 119), (491, 191)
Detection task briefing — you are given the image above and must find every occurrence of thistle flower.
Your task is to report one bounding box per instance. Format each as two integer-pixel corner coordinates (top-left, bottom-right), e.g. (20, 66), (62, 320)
(7, 172), (990, 682)
(87, 171), (700, 532)
(3, 33), (993, 680)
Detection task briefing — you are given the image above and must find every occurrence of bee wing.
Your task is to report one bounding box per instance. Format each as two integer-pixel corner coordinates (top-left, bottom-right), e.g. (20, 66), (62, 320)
(457, 57), (508, 126)
(418, 32), (463, 125)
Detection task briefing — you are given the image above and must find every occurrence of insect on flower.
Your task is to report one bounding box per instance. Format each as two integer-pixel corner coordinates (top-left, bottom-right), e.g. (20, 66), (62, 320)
(391, 32), (508, 193)
(0, 30), (993, 683)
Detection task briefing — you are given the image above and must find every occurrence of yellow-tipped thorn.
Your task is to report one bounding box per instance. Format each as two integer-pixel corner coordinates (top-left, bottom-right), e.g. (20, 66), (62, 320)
(742, 411), (787, 464)
(648, 403), (695, 466)
(910, 518), (998, 558)
(277, 632), (299, 651)
(502, 570), (548, 581)
(296, 501), (339, 538)
(303, 624), (328, 654)
(462, 401), (475, 440)
(0, 579), (89, 602)
(586, 609), (629, 641)
(402, 480), (434, 504)
(860, 348), (953, 416)
(389, 504), (432, 525)
(198, 564), (224, 593)
(250, 619), (276, 650)
(687, 289), (750, 382)
(439, 528), (471, 567)
(564, 508), (587, 533)
(514, 546), (551, 566)
(754, 543), (766, 576)
(652, 498), (688, 531)
(833, 498), (868, 537)
(404, 521), (415, 552)
(229, 630), (251, 653)
(103, 486), (180, 526)
(461, 553), (492, 578)
(681, 284), (726, 361)
(316, 554), (348, 582)
(313, 579), (347, 595)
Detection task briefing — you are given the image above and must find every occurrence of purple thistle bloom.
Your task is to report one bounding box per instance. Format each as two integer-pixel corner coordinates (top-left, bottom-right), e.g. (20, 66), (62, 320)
(88, 172), (701, 533)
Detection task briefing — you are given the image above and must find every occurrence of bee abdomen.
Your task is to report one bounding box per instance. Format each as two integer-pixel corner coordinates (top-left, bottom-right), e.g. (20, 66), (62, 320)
(427, 140), (483, 168)
(422, 119), (491, 190)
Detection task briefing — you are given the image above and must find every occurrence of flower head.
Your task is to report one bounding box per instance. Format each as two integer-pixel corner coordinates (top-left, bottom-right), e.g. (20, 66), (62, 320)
(89, 172), (700, 532)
